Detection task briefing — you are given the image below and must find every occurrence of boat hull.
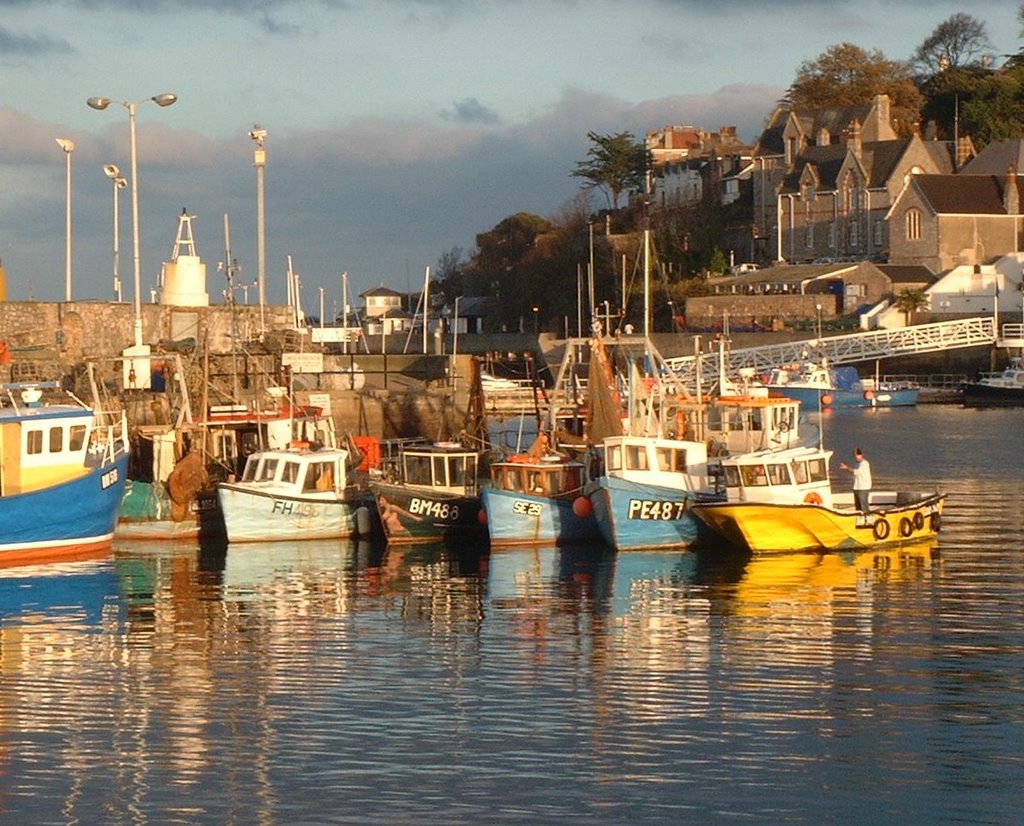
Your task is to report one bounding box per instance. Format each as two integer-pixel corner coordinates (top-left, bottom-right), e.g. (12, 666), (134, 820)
(960, 383), (1024, 407)
(589, 476), (715, 551)
(116, 482), (225, 541)
(0, 453), (128, 565)
(481, 486), (601, 547)
(692, 492), (946, 553)
(217, 483), (369, 543)
(369, 479), (486, 545)
(769, 385), (918, 409)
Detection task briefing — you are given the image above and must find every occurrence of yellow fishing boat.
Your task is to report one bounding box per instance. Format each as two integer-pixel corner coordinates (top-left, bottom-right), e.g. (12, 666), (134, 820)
(691, 445), (946, 553)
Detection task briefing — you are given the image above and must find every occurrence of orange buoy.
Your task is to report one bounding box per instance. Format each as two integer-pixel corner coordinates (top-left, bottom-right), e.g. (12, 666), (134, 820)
(864, 389), (875, 400)
(804, 491), (823, 505)
(572, 496), (593, 518)
(820, 394), (833, 406)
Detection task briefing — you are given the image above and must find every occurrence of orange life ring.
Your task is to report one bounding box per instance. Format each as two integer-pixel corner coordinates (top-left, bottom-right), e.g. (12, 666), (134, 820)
(804, 491), (823, 505)
(864, 389), (875, 400)
(820, 394), (834, 406)
(291, 440), (311, 449)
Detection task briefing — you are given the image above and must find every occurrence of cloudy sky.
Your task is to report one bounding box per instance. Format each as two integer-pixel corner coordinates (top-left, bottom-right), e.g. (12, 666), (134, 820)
(0, 0), (1020, 311)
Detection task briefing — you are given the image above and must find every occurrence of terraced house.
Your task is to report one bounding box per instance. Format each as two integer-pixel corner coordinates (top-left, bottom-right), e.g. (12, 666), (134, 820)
(751, 94), (972, 266)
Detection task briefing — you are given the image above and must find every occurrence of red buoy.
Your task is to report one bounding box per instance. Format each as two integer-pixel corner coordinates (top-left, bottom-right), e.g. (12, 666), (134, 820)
(572, 496), (593, 518)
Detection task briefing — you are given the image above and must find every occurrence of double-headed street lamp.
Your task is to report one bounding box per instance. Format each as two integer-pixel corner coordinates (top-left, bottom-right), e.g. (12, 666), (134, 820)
(86, 92), (177, 349)
(56, 138), (74, 301)
(103, 163), (127, 302)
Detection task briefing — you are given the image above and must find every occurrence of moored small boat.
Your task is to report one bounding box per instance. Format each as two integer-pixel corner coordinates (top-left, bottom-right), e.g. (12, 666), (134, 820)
(368, 440), (487, 545)
(960, 357), (1024, 406)
(690, 445), (946, 553)
(0, 381), (129, 565)
(217, 444), (373, 543)
(589, 433), (721, 551)
(767, 363), (919, 409)
(481, 445), (601, 547)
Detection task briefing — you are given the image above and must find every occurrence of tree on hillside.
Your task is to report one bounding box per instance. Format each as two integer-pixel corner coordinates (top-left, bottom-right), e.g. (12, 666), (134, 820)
(434, 245), (467, 301)
(465, 212), (555, 330)
(788, 42), (924, 134)
(920, 63), (1024, 147)
(913, 13), (993, 75)
(571, 131), (651, 210)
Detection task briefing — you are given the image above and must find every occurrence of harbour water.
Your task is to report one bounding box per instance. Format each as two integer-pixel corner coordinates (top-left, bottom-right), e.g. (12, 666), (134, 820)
(2, 405), (1023, 824)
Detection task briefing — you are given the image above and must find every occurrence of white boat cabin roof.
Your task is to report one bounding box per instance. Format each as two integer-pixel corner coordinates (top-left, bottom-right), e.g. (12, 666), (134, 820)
(718, 446), (834, 506)
(239, 446), (353, 496)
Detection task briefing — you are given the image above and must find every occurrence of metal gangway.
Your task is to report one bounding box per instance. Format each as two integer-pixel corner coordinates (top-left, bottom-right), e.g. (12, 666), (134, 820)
(664, 317), (998, 390)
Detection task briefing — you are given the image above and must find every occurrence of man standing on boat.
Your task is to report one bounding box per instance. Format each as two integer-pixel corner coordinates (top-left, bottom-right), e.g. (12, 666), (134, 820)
(840, 448), (872, 512)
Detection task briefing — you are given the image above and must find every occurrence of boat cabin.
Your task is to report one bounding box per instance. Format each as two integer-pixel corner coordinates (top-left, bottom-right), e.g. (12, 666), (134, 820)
(602, 434), (710, 492)
(976, 357), (1024, 389)
(238, 446), (354, 497)
(383, 442), (480, 496)
(1, 383), (121, 496)
(719, 446), (833, 506)
(677, 394), (803, 455)
(489, 454), (585, 499)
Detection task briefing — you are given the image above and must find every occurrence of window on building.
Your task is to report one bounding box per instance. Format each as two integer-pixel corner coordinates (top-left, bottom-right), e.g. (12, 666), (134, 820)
(849, 220), (860, 247)
(906, 209), (921, 241)
(873, 220), (884, 247)
(828, 222), (837, 250)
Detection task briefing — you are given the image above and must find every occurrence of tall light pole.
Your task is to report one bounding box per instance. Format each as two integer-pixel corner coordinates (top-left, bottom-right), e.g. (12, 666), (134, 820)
(87, 92), (177, 350)
(103, 163), (127, 302)
(249, 124), (267, 333)
(56, 138), (74, 301)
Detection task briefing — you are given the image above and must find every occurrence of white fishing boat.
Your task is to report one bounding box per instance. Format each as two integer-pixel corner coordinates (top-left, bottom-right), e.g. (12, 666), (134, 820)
(217, 443), (373, 543)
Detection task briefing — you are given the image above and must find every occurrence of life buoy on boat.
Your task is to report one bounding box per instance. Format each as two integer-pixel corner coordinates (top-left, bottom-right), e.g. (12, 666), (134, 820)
(873, 518), (891, 541)
(930, 513), (941, 532)
(291, 440), (311, 449)
(913, 511), (925, 531)
(863, 389), (875, 401)
(820, 394), (834, 406)
(803, 492), (823, 505)
(899, 517), (914, 537)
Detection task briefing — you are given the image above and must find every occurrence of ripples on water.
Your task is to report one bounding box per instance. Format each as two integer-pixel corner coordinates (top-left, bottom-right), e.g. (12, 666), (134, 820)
(1, 407), (1023, 824)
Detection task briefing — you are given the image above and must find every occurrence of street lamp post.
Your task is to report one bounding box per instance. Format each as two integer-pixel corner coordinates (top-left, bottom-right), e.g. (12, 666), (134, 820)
(532, 305), (540, 334)
(815, 303), (823, 340)
(87, 92), (177, 352)
(56, 138), (74, 301)
(249, 125), (268, 333)
(103, 164), (127, 302)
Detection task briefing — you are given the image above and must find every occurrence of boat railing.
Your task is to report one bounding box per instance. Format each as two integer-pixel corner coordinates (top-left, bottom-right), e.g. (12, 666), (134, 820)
(85, 408), (129, 468)
(879, 373), (969, 390)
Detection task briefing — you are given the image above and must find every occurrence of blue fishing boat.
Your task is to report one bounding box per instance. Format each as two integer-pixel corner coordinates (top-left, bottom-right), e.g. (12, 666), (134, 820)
(589, 433), (721, 551)
(0, 382), (129, 565)
(767, 363), (919, 408)
(481, 446), (601, 547)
